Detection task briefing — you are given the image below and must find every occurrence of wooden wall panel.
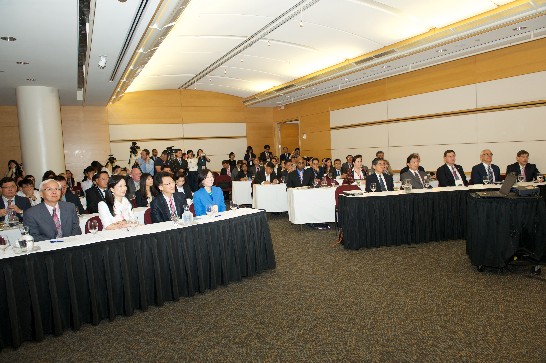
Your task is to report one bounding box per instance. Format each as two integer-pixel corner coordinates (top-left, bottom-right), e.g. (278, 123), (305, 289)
(299, 112), (330, 159)
(279, 123), (299, 153)
(61, 106), (110, 178)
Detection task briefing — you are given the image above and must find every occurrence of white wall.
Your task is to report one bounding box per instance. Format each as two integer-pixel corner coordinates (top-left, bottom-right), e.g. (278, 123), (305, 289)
(109, 123), (247, 171)
(330, 71), (546, 172)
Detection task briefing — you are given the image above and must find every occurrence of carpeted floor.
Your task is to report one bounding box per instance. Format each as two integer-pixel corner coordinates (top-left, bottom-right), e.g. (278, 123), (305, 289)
(2, 214), (545, 362)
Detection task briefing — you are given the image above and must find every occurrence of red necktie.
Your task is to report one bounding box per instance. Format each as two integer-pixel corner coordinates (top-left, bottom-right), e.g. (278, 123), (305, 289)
(168, 197), (176, 217)
(53, 207), (62, 238)
(452, 166), (459, 180)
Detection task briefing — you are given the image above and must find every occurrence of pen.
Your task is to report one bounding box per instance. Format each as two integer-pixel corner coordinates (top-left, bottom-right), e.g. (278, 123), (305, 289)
(50, 239), (64, 243)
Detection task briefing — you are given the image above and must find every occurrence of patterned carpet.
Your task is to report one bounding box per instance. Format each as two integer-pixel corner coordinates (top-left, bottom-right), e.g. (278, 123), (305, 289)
(2, 214), (545, 362)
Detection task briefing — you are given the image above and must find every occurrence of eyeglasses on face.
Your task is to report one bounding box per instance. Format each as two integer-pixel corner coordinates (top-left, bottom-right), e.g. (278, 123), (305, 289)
(44, 188), (62, 192)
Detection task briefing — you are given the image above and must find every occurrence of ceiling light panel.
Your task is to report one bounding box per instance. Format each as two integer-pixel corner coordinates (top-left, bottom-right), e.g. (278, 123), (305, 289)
(378, 0), (508, 29)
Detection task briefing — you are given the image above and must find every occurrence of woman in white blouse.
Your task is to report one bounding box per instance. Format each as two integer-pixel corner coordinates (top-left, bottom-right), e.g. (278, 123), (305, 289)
(98, 175), (135, 230)
(344, 154), (369, 185)
(186, 149), (199, 192)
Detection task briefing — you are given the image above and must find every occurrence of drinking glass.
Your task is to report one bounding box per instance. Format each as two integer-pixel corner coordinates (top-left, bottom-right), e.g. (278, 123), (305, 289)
(18, 238), (27, 253)
(0, 222), (5, 231)
(321, 177), (327, 187)
(517, 175), (524, 183)
(129, 217), (139, 231)
(206, 205), (213, 218)
(538, 174), (544, 183)
(88, 220), (99, 237)
(212, 205), (219, 216)
(370, 183), (377, 192)
(229, 200), (238, 211)
(19, 224), (30, 235)
(483, 176), (490, 185)
(280, 176), (285, 184)
(423, 176), (430, 189)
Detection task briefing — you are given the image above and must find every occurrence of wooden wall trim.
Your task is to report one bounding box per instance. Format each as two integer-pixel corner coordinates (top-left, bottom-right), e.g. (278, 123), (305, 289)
(330, 99), (546, 130)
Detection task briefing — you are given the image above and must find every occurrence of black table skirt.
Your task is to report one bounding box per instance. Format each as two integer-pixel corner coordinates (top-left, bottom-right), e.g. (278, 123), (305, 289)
(339, 191), (467, 250)
(466, 195), (546, 268)
(0, 212), (275, 350)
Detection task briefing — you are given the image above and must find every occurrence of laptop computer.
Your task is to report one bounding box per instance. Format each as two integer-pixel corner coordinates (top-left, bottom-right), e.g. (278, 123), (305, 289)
(475, 173), (517, 198)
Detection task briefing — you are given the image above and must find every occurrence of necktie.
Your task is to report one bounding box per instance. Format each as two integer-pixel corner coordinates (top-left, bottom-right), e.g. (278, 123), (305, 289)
(298, 170), (303, 184)
(168, 197), (176, 218)
(336, 169), (340, 177)
(414, 171), (423, 186)
(7, 199), (12, 207)
(452, 166), (459, 180)
(256, 166), (260, 172)
(521, 166), (526, 181)
(52, 207), (62, 238)
(379, 175), (387, 191)
(487, 166), (493, 183)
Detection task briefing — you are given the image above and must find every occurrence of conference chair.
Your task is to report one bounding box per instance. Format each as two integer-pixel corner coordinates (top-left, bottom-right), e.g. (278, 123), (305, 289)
(144, 208), (152, 225)
(334, 184), (361, 231)
(84, 215), (103, 233)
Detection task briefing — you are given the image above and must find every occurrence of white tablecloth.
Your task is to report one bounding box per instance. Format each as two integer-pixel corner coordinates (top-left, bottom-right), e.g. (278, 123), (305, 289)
(287, 186), (337, 224)
(0, 208), (261, 260)
(252, 183), (288, 212)
(232, 180), (253, 205)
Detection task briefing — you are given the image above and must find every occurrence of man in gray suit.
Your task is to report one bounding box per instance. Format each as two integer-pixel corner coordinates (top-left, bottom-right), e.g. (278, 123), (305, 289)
(400, 153), (428, 189)
(24, 179), (82, 242)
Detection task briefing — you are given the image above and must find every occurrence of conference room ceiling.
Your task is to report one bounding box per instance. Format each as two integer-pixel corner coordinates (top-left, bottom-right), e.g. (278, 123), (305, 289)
(1, 0), (545, 107)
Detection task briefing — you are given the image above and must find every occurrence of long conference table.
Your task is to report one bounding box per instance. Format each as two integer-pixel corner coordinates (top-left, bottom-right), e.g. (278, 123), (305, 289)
(338, 183), (546, 260)
(0, 209), (276, 350)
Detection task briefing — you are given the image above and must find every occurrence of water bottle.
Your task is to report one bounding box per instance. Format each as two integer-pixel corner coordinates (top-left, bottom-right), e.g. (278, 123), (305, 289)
(182, 205), (193, 225)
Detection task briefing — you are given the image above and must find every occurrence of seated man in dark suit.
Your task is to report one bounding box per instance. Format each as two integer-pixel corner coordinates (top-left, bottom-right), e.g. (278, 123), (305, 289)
(286, 157), (309, 188)
(85, 171), (109, 213)
(0, 177), (31, 222)
(341, 155), (354, 175)
(55, 175), (85, 214)
(23, 179), (82, 241)
(400, 153), (425, 175)
(220, 160), (234, 178)
(236, 163), (251, 181)
(471, 149), (501, 184)
(253, 162), (279, 185)
(506, 149), (540, 182)
(365, 158), (394, 192)
(400, 153), (428, 189)
(436, 149), (468, 187)
(150, 172), (187, 223)
(305, 158), (323, 185)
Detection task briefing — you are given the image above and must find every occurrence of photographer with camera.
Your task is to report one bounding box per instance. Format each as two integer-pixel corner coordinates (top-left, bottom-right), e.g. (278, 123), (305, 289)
(128, 142), (140, 167)
(136, 149), (155, 176)
(154, 150), (169, 173)
(5, 160), (25, 179)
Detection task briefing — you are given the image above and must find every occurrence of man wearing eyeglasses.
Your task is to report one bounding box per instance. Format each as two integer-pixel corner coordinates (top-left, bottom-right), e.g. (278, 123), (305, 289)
(0, 177), (31, 222)
(150, 172), (187, 223)
(471, 149), (501, 184)
(506, 150), (540, 182)
(23, 179), (82, 242)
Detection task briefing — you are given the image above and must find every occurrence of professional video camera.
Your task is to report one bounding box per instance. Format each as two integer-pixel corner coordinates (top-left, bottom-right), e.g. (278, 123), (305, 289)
(165, 146), (181, 161)
(106, 154), (116, 165)
(129, 142), (140, 156)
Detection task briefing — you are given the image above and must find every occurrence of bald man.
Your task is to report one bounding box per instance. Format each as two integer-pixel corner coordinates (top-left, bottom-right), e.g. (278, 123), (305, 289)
(471, 149), (501, 184)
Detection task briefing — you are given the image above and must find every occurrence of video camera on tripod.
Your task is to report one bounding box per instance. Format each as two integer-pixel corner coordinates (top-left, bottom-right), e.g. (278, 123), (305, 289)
(165, 146), (180, 161)
(128, 142), (141, 165)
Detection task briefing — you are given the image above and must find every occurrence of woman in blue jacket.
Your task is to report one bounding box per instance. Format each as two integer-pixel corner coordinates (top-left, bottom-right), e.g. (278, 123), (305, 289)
(193, 168), (226, 216)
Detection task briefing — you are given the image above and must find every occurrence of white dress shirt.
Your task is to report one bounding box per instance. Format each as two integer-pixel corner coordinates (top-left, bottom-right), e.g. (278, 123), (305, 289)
(98, 198), (134, 229)
(81, 179), (93, 192)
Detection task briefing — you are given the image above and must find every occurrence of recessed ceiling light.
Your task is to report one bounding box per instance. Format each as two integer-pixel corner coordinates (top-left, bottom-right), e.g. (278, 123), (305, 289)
(16, 61), (29, 65)
(437, 49), (447, 53)
(513, 26), (527, 31)
(1, 36), (16, 42)
(344, 78), (349, 81)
